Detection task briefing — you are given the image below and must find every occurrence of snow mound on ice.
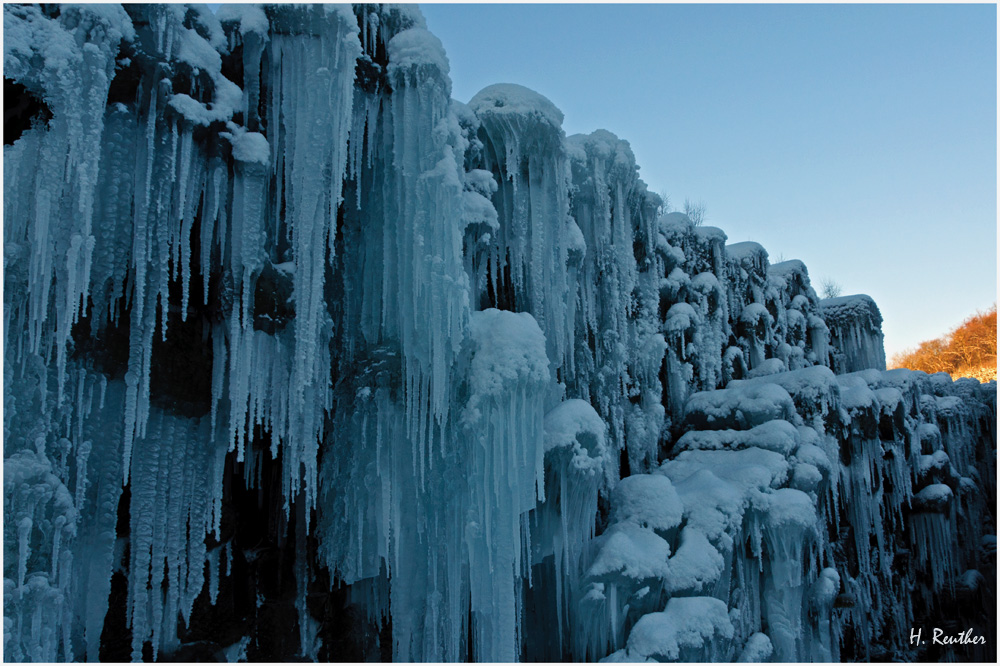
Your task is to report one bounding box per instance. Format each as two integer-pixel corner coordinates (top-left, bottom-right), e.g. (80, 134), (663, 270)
(469, 83), (564, 129)
(610, 474), (683, 533)
(626, 596), (734, 661)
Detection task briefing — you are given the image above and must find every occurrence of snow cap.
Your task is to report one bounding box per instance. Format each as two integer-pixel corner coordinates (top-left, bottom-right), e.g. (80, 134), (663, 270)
(469, 83), (564, 129)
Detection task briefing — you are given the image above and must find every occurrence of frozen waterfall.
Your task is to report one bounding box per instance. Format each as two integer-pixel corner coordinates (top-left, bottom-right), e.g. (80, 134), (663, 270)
(3, 3), (995, 663)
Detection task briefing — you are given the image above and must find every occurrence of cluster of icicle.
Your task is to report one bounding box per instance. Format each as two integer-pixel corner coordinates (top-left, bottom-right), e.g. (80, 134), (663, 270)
(820, 294), (888, 374)
(3, 3), (995, 663)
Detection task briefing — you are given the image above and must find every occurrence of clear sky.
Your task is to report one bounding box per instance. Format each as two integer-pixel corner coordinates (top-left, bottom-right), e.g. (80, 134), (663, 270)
(420, 2), (997, 359)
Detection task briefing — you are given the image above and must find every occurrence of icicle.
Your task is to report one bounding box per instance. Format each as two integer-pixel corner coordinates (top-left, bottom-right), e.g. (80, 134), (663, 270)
(121, 370), (138, 484)
(17, 518), (32, 597)
(208, 548), (220, 605)
(267, 5), (361, 510)
(51, 516), (67, 581)
(73, 441), (92, 526)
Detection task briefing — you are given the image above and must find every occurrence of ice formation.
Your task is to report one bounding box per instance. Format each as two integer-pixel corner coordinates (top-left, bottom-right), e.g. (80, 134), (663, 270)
(3, 3), (995, 663)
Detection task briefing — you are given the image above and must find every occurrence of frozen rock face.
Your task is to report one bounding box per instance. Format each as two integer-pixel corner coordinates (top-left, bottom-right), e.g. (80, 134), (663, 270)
(564, 130), (664, 473)
(586, 364), (995, 663)
(3, 3), (995, 663)
(821, 294), (887, 373)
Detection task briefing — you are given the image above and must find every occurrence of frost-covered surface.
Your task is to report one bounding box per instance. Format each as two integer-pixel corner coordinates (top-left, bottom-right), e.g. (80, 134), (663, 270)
(3, 3), (995, 663)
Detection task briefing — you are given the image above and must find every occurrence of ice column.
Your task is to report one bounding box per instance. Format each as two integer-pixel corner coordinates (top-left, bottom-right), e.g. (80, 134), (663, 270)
(469, 84), (577, 372)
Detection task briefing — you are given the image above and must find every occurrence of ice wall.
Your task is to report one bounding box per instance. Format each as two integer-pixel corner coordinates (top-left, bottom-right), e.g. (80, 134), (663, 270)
(3, 3), (995, 663)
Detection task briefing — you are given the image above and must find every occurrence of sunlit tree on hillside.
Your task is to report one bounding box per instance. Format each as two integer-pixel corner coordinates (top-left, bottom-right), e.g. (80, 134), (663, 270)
(890, 304), (997, 381)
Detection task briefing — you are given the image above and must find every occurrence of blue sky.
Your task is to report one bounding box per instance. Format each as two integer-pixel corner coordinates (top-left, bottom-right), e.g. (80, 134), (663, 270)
(420, 2), (997, 358)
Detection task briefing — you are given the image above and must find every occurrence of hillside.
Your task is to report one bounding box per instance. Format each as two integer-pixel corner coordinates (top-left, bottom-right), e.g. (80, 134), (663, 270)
(890, 304), (997, 382)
